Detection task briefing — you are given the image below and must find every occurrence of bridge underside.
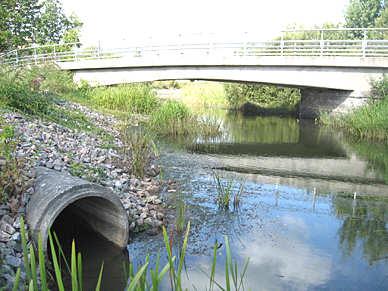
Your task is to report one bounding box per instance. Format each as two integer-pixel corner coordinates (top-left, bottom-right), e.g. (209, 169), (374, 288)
(67, 63), (387, 118)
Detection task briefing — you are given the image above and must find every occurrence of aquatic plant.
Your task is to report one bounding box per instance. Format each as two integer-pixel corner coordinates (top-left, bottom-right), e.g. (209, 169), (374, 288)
(213, 171), (245, 210)
(148, 100), (221, 139)
(14, 218), (250, 290)
(175, 193), (186, 234)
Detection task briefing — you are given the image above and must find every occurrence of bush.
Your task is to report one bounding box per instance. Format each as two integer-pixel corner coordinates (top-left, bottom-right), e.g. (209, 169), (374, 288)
(224, 83), (301, 112)
(0, 66), (50, 115)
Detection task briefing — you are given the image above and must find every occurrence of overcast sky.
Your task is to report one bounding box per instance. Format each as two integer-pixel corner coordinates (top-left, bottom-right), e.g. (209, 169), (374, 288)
(62, 0), (349, 47)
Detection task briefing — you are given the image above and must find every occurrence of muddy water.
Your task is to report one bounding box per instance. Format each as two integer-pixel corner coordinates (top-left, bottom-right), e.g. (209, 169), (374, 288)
(77, 113), (388, 290)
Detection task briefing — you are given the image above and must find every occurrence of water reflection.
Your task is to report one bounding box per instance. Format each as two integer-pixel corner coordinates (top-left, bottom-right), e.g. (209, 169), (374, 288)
(333, 195), (388, 265)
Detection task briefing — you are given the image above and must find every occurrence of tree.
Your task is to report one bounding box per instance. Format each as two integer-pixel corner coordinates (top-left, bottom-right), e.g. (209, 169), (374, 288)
(0, 0), (41, 51)
(0, 0), (82, 53)
(35, 0), (82, 45)
(345, 0), (386, 38)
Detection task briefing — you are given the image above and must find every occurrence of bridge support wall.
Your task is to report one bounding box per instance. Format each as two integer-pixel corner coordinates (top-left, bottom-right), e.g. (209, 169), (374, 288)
(299, 88), (370, 119)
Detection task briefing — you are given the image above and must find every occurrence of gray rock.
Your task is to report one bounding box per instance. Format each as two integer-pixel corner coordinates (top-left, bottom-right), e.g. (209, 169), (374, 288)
(0, 222), (16, 235)
(0, 230), (11, 242)
(5, 255), (21, 268)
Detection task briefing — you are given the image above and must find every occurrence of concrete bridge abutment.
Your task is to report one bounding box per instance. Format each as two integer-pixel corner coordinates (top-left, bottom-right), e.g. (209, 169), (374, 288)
(299, 88), (370, 119)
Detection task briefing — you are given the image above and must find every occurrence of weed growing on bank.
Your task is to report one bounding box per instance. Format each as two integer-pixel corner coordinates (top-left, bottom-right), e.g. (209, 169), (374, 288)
(321, 75), (388, 142)
(148, 100), (221, 138)
(0, 118), (25, 204)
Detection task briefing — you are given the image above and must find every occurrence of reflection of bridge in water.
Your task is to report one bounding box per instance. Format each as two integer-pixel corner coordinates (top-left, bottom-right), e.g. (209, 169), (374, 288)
(191, 117), (388, 196)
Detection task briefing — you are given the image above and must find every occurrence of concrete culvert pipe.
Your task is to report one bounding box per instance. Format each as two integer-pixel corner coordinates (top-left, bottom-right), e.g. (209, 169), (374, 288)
(26, 167), (129, 252)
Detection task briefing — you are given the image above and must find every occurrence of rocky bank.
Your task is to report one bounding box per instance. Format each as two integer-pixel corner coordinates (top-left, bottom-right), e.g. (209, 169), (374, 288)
(0, 102), (166, 289)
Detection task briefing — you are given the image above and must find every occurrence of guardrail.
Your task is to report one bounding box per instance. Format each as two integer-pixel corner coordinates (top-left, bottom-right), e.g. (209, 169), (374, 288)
(1, 38), (388, 67)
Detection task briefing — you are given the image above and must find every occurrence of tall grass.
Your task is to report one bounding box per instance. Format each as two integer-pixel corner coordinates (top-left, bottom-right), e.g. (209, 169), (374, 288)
(148, 100), (221, 138)
(213, 172), (244, 211)
(321, 75), (388, 142)
(119, 124), (158, 178)
(180, 81), (227, 110)
(14, 218), (249, 290)
(90, 84), (159, 114)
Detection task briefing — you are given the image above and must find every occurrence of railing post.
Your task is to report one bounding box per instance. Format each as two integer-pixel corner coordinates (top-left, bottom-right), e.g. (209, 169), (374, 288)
(34, 47), (37, 65)
(98, 40), (101, 59)
(362, 30), (367, 57)
(53, 45), (57, 61)
(15, 50), (19, 66)
(280, 33), (284, 56)
(320, 40), (324, 56)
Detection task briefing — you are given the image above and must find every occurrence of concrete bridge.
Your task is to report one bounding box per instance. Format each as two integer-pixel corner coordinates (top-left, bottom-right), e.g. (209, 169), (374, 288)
(1, 28), (388, 117)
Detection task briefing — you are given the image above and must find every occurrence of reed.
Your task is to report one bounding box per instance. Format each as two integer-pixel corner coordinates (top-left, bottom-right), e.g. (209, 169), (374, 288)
(321, 75), (388, 142)
(13, 218), (250, 290)
(213, 171), (244, 210)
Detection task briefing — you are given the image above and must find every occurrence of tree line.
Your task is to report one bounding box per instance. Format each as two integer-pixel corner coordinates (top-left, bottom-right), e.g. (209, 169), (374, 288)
(0, 0), (82, 53)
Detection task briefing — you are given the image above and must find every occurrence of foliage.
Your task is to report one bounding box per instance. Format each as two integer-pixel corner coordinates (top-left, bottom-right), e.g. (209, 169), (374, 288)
(0, 0), (41, 52)
(0, 0), (82, 52)
(224, 82), (301, 113)
(148, 100), (221, 139)
(13, 218), (249, 290)
(213, 171), (244, 211)
(0, 118), (25, 204)
(345, 0), (386, 38)
(321, 75), (388, 142)
(119, 125), (158, 178)
(180, 81), (228, 109)
(90, 84), (159, 114)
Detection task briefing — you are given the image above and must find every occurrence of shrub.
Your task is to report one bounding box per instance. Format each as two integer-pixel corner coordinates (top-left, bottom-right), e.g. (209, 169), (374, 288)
(224, 83), (301, 111)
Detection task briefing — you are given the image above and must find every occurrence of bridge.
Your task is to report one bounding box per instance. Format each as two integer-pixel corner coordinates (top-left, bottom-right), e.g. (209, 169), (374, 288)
(1, 28), (388, 117)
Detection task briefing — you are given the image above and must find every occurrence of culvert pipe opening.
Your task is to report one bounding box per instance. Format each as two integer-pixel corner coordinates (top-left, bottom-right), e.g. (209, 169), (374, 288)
(26, 167), (129, 253)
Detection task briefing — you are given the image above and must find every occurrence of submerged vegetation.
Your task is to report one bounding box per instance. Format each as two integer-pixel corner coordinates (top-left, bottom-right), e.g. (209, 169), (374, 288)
(13, 218), (249, 291)
(321, 75), (388, 142)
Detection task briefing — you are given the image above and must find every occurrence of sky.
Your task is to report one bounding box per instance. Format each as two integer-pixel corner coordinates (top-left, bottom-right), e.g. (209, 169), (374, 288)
(62, 0), (350, 47)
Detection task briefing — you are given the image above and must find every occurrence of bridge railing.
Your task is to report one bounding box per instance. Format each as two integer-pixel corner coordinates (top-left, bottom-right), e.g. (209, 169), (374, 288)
(1, 38), (388, 67)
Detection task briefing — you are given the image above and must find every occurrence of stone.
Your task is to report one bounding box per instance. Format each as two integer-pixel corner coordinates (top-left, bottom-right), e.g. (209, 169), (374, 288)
(0, 222), (15, 235)
(5, 255), (21, 268)
(1, 215), (13, 225)
(0, 231), (11, 242)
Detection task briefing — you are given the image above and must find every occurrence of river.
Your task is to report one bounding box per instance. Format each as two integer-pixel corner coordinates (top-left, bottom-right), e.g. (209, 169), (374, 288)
(81, 112), (388, 290)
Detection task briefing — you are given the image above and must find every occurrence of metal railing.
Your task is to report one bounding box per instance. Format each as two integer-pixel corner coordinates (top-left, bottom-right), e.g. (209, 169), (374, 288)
(1, 29), (388, 67)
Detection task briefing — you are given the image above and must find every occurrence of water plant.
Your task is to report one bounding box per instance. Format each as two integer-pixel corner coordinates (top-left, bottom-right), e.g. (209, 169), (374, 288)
(213, 171), (244, 210)
(148, 100), (221, 139)
(13, 217), (250, 291)
(175, 193), (186, 234)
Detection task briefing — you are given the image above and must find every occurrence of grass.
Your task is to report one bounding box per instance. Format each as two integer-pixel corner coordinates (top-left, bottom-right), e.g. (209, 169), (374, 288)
(320, 75), (388, 142)
(119, 123), (158, 178)
(89, 84), (159, 114)
(0, 118), (25, 204)
(179, 81), (228, 110)
(148, 100), (221, 139)
(13, 218), (249, 291)
(213, 171), (244, 211)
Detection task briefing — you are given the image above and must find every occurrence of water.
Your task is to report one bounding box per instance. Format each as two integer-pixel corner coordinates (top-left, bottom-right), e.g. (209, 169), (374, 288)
(81, 112), (388, 290)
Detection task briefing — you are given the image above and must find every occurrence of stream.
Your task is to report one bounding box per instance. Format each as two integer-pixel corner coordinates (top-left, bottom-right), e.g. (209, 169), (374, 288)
(83, 112), (388, 290)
